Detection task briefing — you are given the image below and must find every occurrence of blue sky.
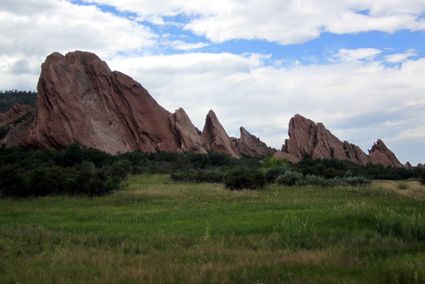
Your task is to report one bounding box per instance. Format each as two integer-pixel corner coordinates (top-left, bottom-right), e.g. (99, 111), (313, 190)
(1, 0), (425, 164)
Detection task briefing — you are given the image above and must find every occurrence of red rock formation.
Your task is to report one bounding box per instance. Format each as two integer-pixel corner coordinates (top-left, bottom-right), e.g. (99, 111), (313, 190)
(278, 114), (402, 168)
(235, 127), (275, 157)
(0, 103), (34, 128)
(273, 151), (300, 164)
(282, 114), (369, 165)
(201, 110), (240, 158)
(368, 139), (403, 168)
(404, 162), (413, 170)
(27, 51), (180, 154)
(0, 103), (34, 148)
(169, 108), (207, 154)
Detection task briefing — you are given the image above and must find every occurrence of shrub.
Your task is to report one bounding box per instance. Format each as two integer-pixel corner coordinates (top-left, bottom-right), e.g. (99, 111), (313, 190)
(296, 174), (330, 187)
(337, 176), (370, 186)
(224, 169), (266, 190)
(276, 171), (303, 186)
(109, 160), (132, 180)
(265, 166), (287, 183)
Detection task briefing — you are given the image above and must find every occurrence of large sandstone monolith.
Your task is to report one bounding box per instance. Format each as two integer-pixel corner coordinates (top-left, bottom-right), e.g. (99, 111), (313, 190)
(27, 51), (180, 154)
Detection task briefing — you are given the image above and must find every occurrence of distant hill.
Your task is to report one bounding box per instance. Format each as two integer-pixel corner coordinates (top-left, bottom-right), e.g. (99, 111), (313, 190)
(0, 90), (36, 113)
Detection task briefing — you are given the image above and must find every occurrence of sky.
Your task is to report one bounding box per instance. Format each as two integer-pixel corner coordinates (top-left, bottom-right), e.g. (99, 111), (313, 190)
(0, 0), (425, 164)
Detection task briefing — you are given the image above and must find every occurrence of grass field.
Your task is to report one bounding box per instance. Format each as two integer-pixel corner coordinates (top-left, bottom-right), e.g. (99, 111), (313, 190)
(1, 175), (425, 283)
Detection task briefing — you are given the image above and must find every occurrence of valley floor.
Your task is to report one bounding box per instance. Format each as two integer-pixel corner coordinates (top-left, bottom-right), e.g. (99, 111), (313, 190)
(0, 175), (425, 283)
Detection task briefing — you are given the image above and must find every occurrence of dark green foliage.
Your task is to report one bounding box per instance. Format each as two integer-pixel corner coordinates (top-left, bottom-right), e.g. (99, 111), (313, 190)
(224, 169), (266, 190)
(275, 171), (303, 186)
(265, 166), (287, 183)
(295, 158), (425, 180)
(170, 170), (224, 183)
(0, 90), (37, 112)
(0, 146), (126, 198)
(108, 160), (132, 180)
(275, 172), (370, 187)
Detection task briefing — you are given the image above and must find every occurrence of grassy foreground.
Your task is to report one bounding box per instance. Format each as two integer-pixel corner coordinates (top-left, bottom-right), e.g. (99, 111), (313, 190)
(0, 175), (425, 283)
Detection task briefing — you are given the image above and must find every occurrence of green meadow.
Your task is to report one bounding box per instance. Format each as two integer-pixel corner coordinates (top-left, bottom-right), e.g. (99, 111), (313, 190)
(1, 175), (424, 283)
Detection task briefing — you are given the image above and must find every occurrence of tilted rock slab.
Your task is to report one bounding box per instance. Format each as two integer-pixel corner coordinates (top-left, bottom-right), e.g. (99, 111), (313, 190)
(23, 51), (272, 158)
(368, 139), (403, 168)
(279, 114), (402, 167)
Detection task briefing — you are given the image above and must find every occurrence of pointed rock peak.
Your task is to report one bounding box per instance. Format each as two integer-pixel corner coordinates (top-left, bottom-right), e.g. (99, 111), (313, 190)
(202, 110), (239, 158)
(170, 107), (206, 154)
(371, 139), (389, 152)
(206, 109), (219, 121)
(240, 126), (249, 135)
(369, 139), (403, 168)
(237, 126), (275, 157)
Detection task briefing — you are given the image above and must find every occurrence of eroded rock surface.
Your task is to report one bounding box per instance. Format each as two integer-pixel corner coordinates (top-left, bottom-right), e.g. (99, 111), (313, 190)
(235, 127), (275, 157)
(368, 139), (403, 168)
(278, 114), (402, 167)
(0, 104), (34, 128)
(201, 110), (240, 158)
(27, 51), (180, 154)
(282, 114), (369, 165)
(170, 108), (207, 154)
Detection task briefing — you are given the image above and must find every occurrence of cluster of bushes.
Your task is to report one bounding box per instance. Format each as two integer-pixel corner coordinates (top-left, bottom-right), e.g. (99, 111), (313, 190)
(121, 151), (260, 174)
(0, 145), (133, 198)
(275, 171), (370, 187)
(0, 160), (131, 198)
(224, 169), (266, 190)
(0, 145), (261, 197)
(295, 159), (425, 180)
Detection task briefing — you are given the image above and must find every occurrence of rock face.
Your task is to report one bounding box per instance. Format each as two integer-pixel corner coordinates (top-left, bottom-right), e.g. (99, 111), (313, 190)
(169, 108), (207, 154)
(277, 114), (403, 167)
(368, 139), (403, 168)
(235, 127), (275, 157)
(0, 104), (34, 128)
(0, 104), (34, 148)
(201, 110), (239, 158)
(19, 51), (272, 158)
(282, 114), (369, 165)
(27, 51), (182, 154)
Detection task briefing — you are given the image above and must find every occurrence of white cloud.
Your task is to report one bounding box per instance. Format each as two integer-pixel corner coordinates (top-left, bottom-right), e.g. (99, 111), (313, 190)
(336, 48), (382, 62)
(0, 0), (155, 58)
(84, 0), (425, 44)
(163, 40), (209, 51)
(385, 49), (418, 63)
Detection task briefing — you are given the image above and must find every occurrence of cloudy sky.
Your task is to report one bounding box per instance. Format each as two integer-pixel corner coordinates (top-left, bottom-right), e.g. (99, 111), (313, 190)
(1, 0), (425, 164)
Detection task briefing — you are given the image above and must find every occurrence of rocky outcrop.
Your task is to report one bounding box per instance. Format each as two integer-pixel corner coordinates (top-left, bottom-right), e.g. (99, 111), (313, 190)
(27, 51), (181, 154)
(404, 162), (413, 170)
(368, 139), (403, 168)
(201, 110), (239, 158)
(277, 114), (402, 167)
(0, 104), (34, 128)
(0, 104), (34, 148)
(21, 51), (274, 158)
(234, 127), (275, 157)
(282, 114), (369, 165)
(169, 108), (207, 154)
(273, 151), (300, 164)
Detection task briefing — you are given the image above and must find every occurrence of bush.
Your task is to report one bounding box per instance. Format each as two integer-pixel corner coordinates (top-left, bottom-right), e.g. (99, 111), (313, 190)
(276, 171), (303, 186)
(296, 175), (330, 187)
(336, 176), (370, 186)
(265, 166), (287, 183)
(224, 169), (266, 190)
(170, 170), (224, 183)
